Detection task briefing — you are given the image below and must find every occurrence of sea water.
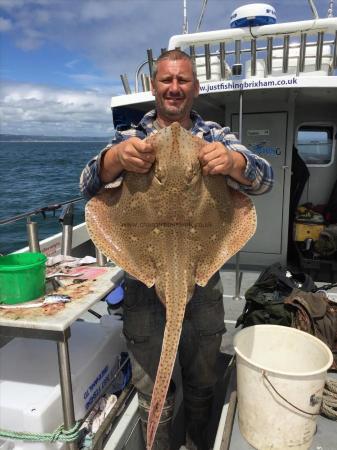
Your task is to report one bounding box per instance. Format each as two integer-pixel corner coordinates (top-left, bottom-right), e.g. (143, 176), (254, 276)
(0, 140), (108, 254)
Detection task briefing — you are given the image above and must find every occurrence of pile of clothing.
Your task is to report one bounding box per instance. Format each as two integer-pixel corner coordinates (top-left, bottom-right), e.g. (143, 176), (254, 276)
(315, 224), (337, 257)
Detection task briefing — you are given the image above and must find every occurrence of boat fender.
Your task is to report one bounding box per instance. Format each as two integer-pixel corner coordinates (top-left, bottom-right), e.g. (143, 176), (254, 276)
(105, 282), (125, 309)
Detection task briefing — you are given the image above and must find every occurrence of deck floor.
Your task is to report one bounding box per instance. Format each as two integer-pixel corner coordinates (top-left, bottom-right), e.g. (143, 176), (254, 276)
(216, 269), (337, 450)
(1, 268), (336, 449)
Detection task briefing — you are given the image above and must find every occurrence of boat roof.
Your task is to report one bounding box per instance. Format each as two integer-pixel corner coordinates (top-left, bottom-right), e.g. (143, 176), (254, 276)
(111, 15), (337, 109)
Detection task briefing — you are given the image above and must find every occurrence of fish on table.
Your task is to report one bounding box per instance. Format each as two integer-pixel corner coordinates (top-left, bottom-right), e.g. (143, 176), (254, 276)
(0, 295), (71, 309)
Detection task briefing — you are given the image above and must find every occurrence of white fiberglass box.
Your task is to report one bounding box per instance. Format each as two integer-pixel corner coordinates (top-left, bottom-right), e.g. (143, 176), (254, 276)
(0, 317), (126, 450)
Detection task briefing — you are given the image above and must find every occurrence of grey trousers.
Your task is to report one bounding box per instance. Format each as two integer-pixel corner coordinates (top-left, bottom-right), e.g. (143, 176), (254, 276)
(122, 272), (225, 450)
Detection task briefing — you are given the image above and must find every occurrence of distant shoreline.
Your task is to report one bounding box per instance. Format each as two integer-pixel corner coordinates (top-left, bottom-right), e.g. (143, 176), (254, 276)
(0, 140), (109, 143)
(0, 134), (111, 143)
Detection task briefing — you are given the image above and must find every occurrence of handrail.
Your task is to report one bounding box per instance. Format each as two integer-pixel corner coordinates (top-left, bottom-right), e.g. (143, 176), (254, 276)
(168, 18), (337, 50)
(135, 59), (150, 93)
(186, 39), (336, 60)
(0, 196), (84, 226)
(120, 17), (337, 97)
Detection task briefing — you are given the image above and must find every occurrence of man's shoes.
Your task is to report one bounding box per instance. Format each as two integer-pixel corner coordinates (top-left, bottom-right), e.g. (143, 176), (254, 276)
(179, 445), (197, 450)
(179, 434), (199, 450)
(179, 445), (213, 450)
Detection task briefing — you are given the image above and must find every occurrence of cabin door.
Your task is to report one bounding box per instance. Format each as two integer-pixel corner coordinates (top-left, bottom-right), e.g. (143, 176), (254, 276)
(232, 112), (287, 258)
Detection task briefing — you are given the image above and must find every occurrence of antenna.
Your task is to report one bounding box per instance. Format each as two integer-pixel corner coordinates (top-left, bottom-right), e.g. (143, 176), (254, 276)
(308, 0), (319, 18)
(183, 0), (188, 34)
(196, 0), (209, 32)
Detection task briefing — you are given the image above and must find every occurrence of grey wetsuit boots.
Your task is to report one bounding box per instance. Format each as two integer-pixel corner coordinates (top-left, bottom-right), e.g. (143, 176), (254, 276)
(138, 392), (175, 450)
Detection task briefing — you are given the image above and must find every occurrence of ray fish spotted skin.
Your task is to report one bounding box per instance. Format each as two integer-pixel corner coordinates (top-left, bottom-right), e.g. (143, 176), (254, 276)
(85, 123), (257, 449)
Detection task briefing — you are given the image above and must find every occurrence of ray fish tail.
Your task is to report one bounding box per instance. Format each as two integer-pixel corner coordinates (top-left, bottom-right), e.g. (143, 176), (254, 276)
(146, 276), (189, 450)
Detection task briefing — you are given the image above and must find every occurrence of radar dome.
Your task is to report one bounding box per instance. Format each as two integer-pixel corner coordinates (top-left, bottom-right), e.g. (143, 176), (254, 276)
(230, 4), (276, 28)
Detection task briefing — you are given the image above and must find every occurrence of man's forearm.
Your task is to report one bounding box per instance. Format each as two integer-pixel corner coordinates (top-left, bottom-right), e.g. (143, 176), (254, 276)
(80, 143), (123, 200)
(100, 145), (124, 183)
(228, 151), (252, 186)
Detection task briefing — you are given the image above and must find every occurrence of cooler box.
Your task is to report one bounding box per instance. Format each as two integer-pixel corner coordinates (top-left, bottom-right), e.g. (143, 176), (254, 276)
(0, 317), (126, 450)
(294, 222), (325, 241)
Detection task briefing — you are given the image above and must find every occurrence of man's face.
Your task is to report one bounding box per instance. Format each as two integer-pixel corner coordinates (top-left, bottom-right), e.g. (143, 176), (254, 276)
(151, 58), (199, 123)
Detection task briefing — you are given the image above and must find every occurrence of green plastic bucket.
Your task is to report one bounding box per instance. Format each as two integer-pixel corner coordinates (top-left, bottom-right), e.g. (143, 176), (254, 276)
(0, 252), (47, 304)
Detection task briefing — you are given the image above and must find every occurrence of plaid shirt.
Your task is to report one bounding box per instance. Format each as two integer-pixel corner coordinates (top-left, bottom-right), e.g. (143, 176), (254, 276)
(80, 109), (273, 199)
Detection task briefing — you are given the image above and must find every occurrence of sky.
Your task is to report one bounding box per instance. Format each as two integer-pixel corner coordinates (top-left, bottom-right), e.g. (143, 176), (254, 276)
(0, 0), (333, 137)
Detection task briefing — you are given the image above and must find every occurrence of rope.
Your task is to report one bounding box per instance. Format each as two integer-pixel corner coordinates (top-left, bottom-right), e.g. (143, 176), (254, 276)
(0, 421), (81, 443)
(321, 378), (337, 420)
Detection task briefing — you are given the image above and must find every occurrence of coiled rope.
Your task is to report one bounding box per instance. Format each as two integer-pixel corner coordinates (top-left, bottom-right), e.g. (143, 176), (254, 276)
(0, 421), (81, 443)
(321, 378), (337, 420)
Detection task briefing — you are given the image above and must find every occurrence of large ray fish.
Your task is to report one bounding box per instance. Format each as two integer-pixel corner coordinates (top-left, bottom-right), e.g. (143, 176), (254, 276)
(85, 123), (257, 449)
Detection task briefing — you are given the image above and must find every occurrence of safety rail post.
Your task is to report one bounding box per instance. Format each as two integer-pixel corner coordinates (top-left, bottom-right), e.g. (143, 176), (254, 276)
(147, 49), (154, 79)
(204, 43), (211, 80)
(59, 204), (74, 257)
(232, 40), (242, 76)
(316, 31), (324, 71)
(26, 217), (41, 253)
(219, 42), (226, 79)
(333, 31), (337, 69)
(299, 32), (307, 73)
(266, 37), (273, 75)
(283, 35), (290, 73)
(140, 73), (148, 92)
(95, 248), (107, 267)
(120, 74), (131, 94)
(189, 45), (196, 59)
(251, 38), (257, 77)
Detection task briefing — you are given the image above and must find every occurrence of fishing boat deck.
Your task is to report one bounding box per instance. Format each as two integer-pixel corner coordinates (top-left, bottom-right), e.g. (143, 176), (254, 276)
(0, 266), (335, 449)
(213, 359), (337, 450)
(83, 267), (337, 449)
(214, 269), (337, 450)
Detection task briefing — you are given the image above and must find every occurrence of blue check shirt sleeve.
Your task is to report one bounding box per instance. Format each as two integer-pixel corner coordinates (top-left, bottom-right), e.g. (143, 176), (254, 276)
(79, 131), (126, 199)
(213, 128), (274, 195)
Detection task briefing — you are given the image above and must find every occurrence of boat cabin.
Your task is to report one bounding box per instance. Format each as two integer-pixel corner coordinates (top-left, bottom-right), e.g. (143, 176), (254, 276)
(111, 13), (337, 280)
(1, 6), (337, 450)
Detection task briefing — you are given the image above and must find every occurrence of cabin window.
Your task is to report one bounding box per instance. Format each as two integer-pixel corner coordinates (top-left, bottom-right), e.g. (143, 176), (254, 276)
(296, 125), (334, 166)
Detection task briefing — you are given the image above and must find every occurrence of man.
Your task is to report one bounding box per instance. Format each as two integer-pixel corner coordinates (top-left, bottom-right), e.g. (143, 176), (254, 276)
(80, 50), (273, 450)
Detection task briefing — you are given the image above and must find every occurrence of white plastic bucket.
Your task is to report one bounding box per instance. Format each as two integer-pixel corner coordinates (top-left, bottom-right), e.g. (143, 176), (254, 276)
(233, 325), (333, 450)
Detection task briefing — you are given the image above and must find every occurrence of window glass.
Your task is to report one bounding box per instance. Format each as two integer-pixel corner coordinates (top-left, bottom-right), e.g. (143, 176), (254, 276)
(297, 125), (334, 165)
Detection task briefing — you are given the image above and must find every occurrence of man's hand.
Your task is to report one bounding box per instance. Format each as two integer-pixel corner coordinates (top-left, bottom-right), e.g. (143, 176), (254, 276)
(199, 142), (234, 176)
(115, 138), (155, 173)
(198, 142), (251, 186)
(100, 138), (155, 183)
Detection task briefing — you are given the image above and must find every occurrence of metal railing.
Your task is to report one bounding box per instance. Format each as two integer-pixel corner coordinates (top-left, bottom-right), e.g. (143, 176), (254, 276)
(0, 197), (84, 254)
(0, 196), (83, 226)
(119, 17), (337, 94)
